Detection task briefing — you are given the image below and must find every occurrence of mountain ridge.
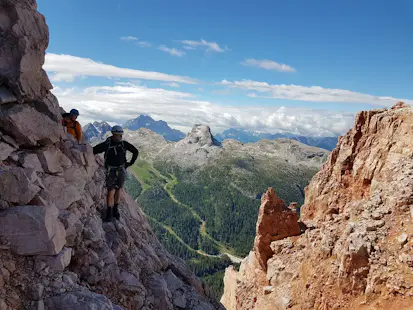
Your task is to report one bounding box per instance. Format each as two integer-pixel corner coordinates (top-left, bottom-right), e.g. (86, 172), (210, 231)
(123, 115), (186, 142)
(221, 102), (413, 310)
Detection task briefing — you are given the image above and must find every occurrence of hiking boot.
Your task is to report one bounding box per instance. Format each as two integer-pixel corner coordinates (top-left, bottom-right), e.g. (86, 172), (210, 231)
(104, 207), (113, 222)
(113, 204), (120, 220)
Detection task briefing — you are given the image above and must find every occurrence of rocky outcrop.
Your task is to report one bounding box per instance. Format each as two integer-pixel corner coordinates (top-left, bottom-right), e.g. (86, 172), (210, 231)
(253, 188), (300, 271)
(222, 102), (413, 310)
(0, 1), (222, 309)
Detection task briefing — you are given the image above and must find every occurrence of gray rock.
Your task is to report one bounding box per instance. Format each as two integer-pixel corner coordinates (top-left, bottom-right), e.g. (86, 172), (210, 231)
(1, 135), (18, 148)
(0, 86), (16, 104)
(0, 105), (62, 146)
(20, 153), (44, 172)
(37, 247), (72, 272)
(34, 300), (45, 310)
(0, 0), (52, 102)
(1, 267), (10, 282)
(0, 205), (66, 255)
(193, 302), (215, 310)
(39, 175), (81, 210)
(27, 283), (44, 301)
(63, 166), (87, 191)
(44, 290), (114, 310)
(173, 294), (187, 308)
(164, 269), (183, 292)
(0, 142), (14, 161)
(0, 167), (41, 204)
(148, 275), (173, 310)
(3, 261), (16, 273)
(37, 146), (72, 174)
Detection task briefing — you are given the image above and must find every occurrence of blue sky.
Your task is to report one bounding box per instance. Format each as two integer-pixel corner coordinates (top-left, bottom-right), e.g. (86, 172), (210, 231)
(38, 0), (413, 135)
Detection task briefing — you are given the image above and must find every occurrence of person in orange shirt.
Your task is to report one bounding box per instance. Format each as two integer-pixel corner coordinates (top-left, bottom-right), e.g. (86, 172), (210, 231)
(62, 109), (82, 143)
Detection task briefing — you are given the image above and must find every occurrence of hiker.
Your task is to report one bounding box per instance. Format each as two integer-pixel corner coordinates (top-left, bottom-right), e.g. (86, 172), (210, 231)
(62, 109), (82, 143)
(93, 125), (139, 222)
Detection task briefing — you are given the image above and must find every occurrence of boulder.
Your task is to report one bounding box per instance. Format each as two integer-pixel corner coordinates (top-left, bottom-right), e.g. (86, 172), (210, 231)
(44, 290), (114, 310)
(164, 269), (183, 292)
(0, 205), (66, 255)
(37, 146), (72, 174)
(19, 153), (44, 172)
(0, 105), (63, 146)
(0, 166), (41, 204)
(0, 0), (52, 102)
(0, 86), (16, 104)
(27, 283), (45, 301)
(37, 247), (72, 272)
(0, 141), (14, 161)
(148, 275), (173, 310)
(1, 135), (18, 148)
(63, 166), (87, 191)
(29, 92), (61, 122)
(39, 175), (81, 210)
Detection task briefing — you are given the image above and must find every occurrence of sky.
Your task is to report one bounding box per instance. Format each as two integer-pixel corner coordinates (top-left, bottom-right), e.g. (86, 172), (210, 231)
(37, 0), (413, 136)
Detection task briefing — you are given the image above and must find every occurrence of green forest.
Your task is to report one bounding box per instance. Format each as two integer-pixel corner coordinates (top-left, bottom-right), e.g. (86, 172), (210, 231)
(124, 156), (317, 300)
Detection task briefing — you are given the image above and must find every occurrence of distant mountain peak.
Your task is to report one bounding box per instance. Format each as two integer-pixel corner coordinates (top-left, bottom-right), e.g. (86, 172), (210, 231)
(183, 124), (221, 147)
(123, 115), (185, 142)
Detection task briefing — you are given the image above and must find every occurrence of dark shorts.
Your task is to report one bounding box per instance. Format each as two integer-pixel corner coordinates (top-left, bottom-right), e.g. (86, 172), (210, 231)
(106, 167), (126, 190)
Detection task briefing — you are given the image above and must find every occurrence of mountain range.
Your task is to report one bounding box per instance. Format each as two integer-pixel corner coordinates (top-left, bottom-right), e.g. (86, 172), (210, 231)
(123, 115), (186, 142)
(82, 121), (112, 142)
(83, 115), (338, 150)
(215, 128), (338, 151)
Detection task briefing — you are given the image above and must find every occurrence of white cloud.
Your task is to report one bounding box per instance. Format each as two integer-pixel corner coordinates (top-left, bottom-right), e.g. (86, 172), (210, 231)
(221, 79), (413, 106)
(241, 59), (296, 72)
(44, 53), (197, 84)
(181, 39), (227, 52)
(121, 36), (151, 47)
(158, 45), (186, 57)
(136, 41), (151, 48)
(162, 82), (180, 88)
(121, 36), (138, 41)
(52, 82), (356, 136)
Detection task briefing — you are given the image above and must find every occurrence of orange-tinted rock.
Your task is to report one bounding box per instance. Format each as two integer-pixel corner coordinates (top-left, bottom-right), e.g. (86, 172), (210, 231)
(223, 105), (413, 310)
(253, 188), (300, 271)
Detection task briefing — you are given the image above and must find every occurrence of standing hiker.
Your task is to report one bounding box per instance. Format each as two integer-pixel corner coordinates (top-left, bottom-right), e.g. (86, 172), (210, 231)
(63, 109), (83, 143)
(93, 125), (139, 222)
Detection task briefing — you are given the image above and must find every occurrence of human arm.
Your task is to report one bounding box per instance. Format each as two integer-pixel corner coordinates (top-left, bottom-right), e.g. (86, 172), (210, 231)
(75, 121), (83, 143)
(93, 141), (108, 155)
(124, 141), (139, 167)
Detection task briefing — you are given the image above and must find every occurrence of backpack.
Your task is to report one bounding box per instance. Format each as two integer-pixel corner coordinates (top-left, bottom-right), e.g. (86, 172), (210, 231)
(61, 114), (80, 141)
(104, 138), (126, 167)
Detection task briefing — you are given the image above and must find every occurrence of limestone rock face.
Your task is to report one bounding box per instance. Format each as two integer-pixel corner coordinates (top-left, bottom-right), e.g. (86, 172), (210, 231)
(0, 0), (52, 102)
(0, 1), (223, 309)
(253, 188), (300, 270)
(222, 104), (413, 310)
(0, 205), (66, 255)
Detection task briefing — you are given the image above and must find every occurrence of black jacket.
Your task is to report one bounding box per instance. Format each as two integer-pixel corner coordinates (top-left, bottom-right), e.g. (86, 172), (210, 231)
(93, 137), (139, 167)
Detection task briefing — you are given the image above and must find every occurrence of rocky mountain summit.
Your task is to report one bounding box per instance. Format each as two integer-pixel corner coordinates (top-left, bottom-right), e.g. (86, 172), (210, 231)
(123, 115), (185, 142)
(221, 102), (413, 310)
(0, 1), (222, 309)
(83, 121), (112, 143)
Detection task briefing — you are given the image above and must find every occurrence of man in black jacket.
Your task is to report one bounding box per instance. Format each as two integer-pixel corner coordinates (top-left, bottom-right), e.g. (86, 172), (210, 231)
(93, 125), (139, 222)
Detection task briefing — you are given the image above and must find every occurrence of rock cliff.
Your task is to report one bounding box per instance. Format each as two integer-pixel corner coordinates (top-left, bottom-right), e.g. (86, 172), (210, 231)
(221, 103), (413, 310)
(0, 1), (222, 309)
